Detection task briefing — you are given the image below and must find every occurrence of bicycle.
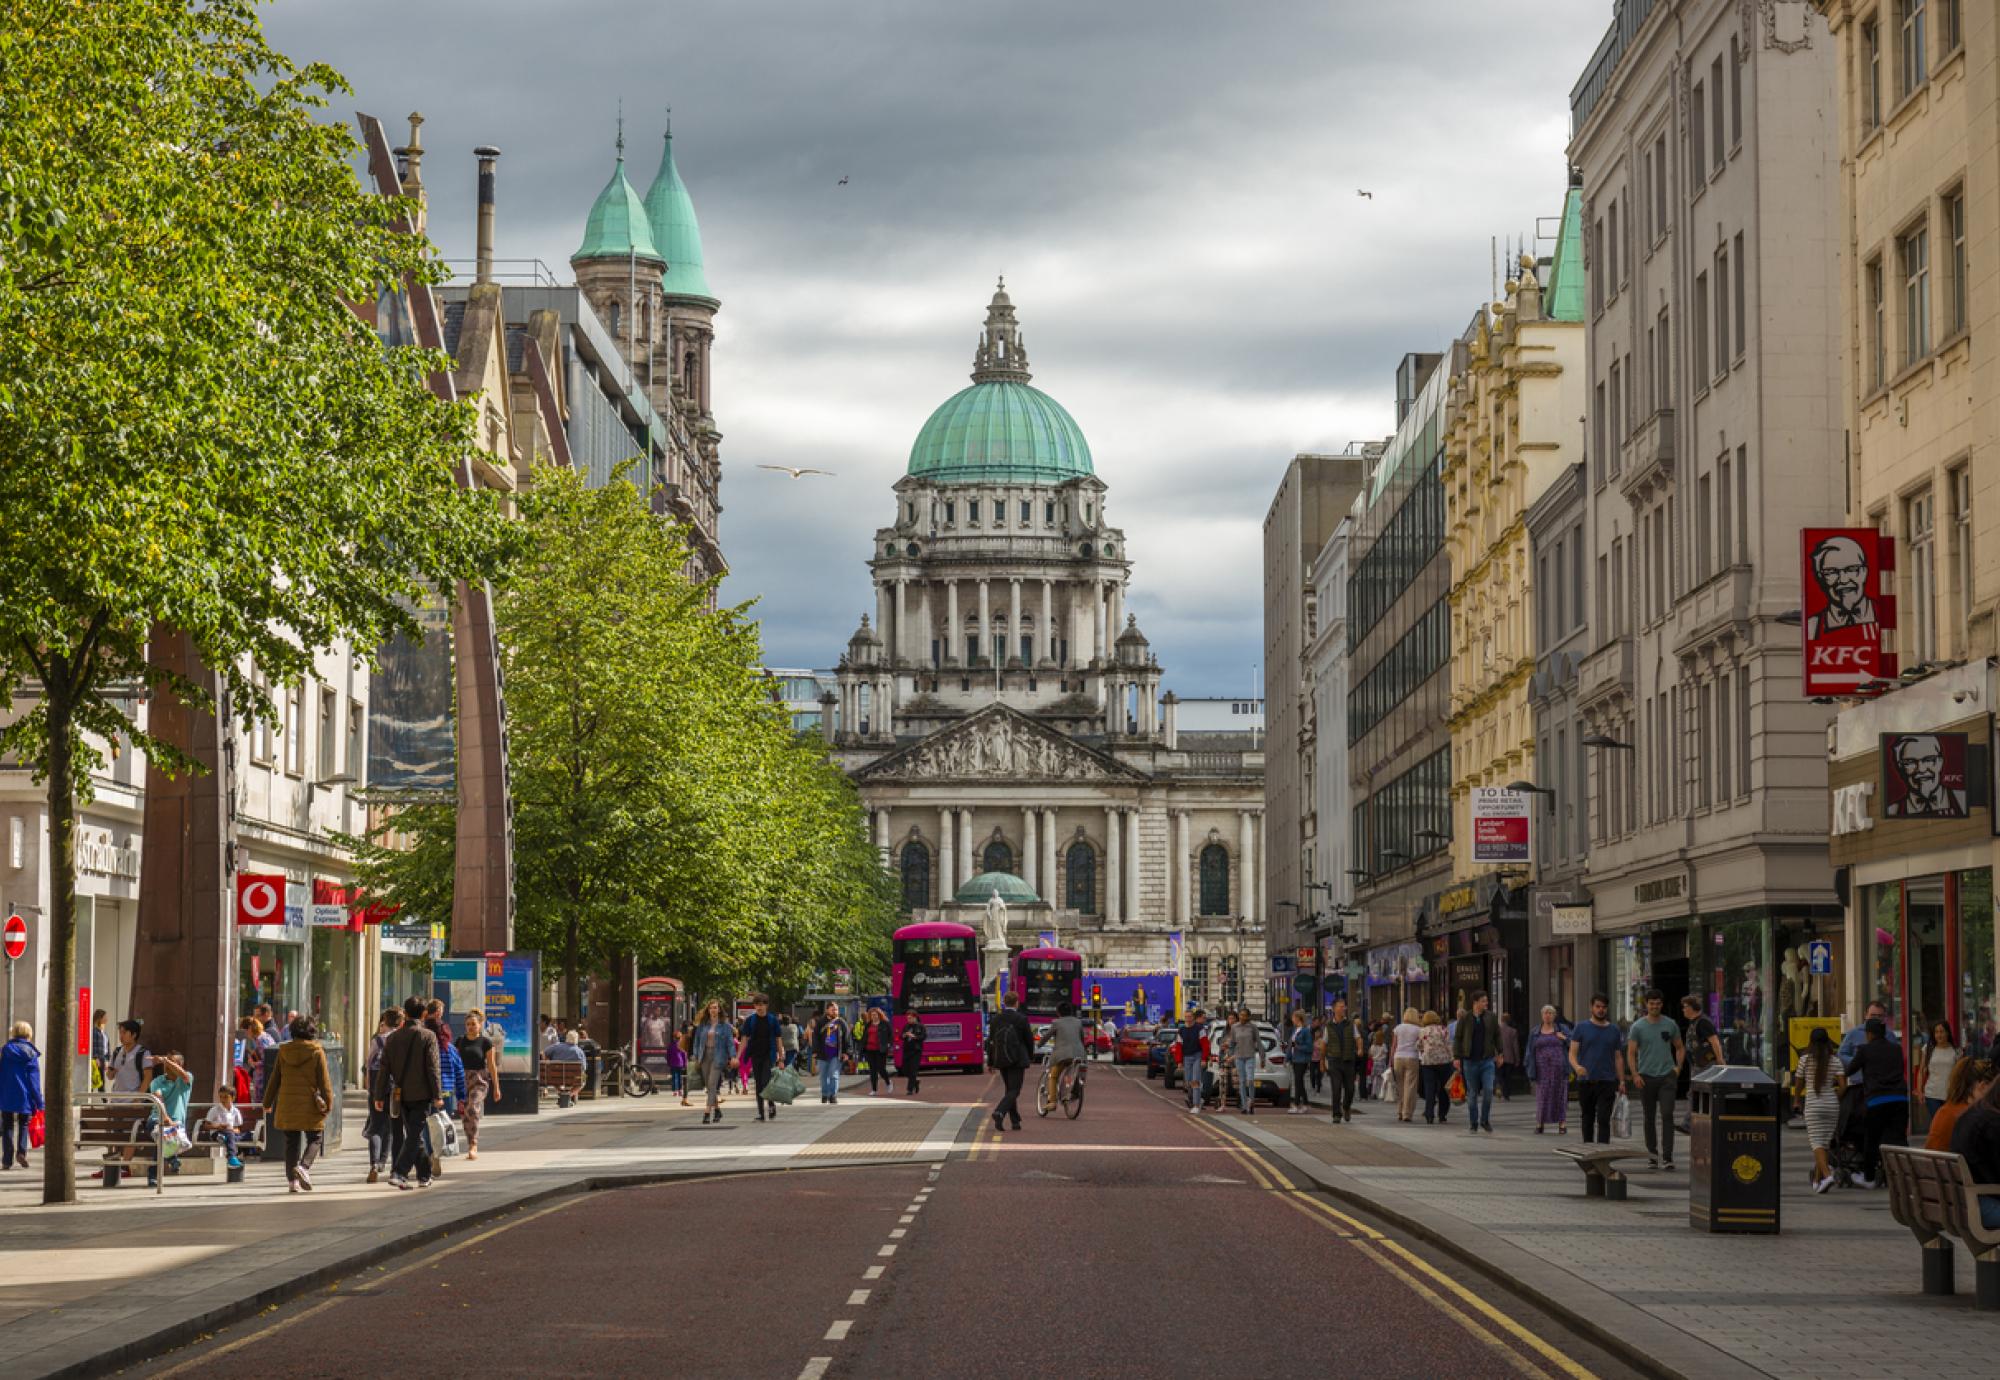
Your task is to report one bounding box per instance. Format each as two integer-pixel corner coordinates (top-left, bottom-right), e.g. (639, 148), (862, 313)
(1033, 1055), (1086, 1120)
(601, 1046), (656, 1097)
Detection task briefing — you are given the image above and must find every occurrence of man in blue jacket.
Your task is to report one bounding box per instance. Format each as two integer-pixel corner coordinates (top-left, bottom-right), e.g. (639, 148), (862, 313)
(740, 995), (786, 1122)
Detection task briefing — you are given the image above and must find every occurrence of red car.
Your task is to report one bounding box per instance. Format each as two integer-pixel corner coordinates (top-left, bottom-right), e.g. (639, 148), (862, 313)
(1115, 1027), (1152, 1063)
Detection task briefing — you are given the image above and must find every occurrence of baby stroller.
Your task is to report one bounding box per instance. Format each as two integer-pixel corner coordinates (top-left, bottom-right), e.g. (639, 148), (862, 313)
(1825, 1086), (1870, 1189)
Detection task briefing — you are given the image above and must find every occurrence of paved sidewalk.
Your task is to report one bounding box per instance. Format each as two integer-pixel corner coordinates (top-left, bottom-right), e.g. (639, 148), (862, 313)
(0, 1081), (960, 1379)
(1238, 1084), (1992, 1380)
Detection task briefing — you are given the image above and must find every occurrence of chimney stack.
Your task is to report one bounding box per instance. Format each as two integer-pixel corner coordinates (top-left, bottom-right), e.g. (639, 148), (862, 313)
(393, 112), (427, 235)
(474, 144), (502, 284)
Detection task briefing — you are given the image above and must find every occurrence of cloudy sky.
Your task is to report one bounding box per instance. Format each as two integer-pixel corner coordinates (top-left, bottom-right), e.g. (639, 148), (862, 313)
(265, 0), (1606, 695)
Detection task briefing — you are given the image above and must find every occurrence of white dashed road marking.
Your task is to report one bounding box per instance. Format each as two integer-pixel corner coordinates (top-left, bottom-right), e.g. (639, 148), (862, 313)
(825, 1320), (853, 1341)
(848, 1289), (871, 1306)
(864, 1265), (885, 1280)
(798, 1360), (831, 1380)
(878, 1244), (897, 1257)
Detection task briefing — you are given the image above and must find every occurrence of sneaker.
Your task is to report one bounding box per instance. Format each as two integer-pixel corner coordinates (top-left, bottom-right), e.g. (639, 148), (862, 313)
(228, 1157), (243, 1169)
(1814, 1175), (1835, 1194)
(295, 1165), (312, 1190)
(416, 1178), (432, 1189)
(390, 1175), (412, 1190)
(289, 1182), (300, 1194)
(1850, 1172), (1875, 1188)
(1648, 1155), (1659, 1169)
(756, 1112), (766, 1122)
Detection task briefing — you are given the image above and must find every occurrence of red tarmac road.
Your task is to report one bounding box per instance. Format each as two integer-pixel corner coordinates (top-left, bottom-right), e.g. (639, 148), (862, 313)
(134, 1066), (1640, 1380)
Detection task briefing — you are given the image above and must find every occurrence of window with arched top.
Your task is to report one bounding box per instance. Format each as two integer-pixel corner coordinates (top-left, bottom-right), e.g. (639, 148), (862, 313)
(1199, 843), (1231, 917)
(1065, 841), (1096, 913)
(981, 840), (1014, 875)
(900, 842), (931, 913)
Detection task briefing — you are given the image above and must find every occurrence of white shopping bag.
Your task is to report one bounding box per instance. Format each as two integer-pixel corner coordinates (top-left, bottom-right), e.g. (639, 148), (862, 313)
(1611, 1091), (1632, 1139)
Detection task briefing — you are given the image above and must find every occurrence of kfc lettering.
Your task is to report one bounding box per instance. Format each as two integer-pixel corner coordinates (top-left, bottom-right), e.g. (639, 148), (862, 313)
(1801, 528), (1898, 696)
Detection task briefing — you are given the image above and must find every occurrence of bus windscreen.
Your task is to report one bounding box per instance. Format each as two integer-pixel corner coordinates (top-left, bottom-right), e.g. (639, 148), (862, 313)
(895, 937), (975, 1013)
(1018, 957), (1077, 1017)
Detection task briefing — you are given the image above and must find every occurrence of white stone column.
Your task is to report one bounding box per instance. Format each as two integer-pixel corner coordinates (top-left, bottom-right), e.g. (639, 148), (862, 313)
(1175, 810), (1191, 926)
(1124, 808), (1140, 923)
(877, 674), (894, 736)
(939, 809), (955, 903)
(978, 581), (992, 666)
(1109, 582), (1124, 645)
(1042, 810), (1057, 899)
(921, 583), (935, 667)
(1105, 677), (1121, 734)
(1008, 578), (1022, 666)
(959, 808), (974, 887)
(1023, 807), (1039, 894)
(894, 579), (909, 663)
(1041, 580), (1054, 663)
(946, 581), (960, 664)
(1105, 806), (1122, 925)
(874, 809), (890, 863)
(1093, 582), (1108, 664)
(877, 585), (892, 649)
(1238, 811), (1256, 921)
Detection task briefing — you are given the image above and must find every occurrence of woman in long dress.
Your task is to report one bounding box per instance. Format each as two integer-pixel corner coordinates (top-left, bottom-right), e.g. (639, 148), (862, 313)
(1528, 1005), (1569, 1134)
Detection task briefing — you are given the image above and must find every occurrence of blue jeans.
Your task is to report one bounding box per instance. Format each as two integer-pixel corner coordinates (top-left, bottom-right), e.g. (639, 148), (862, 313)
(1461, 1058), (1496, 1128)
(1182, 1056), (1203, 1107)
(1234, 1056), (1256, 1111)
(820, 1057), (841, 1101)
(1, 1109), (31, 1166)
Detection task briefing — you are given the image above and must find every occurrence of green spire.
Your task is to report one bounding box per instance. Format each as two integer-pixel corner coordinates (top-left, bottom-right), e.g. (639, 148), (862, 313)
(574, 124), (662, 265)
(1542, 185), (1586, 324)
(643, 119), (717, 305)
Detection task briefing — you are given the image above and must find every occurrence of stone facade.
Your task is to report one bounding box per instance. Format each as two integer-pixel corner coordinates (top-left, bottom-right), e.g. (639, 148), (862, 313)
(832, 288), (1266, 1014)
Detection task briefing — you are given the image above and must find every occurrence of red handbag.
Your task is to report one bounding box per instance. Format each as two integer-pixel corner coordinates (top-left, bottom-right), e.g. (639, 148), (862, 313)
(27, 1110), (46, 1149)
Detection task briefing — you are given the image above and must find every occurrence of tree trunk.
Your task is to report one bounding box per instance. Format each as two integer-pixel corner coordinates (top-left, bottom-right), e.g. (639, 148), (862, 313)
(41, 684), (78, 1205)
(562, 916), (581, 1029)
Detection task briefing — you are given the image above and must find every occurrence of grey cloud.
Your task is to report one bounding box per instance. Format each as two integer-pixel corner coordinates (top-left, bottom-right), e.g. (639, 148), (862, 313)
(263, 0), (1607, 691)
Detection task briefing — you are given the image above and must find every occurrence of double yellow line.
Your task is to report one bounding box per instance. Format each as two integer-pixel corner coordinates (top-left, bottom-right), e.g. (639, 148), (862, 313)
(1191, 1117), (1600, 1380)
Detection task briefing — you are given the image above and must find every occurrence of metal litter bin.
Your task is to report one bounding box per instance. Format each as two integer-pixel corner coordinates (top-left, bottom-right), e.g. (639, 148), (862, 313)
(1688, 1064), (1783, 1234)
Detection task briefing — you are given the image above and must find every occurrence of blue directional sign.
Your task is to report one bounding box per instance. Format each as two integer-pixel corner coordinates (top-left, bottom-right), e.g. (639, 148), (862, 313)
(1269, 954), (1297, 976)
(1807, 939), (1833, 976)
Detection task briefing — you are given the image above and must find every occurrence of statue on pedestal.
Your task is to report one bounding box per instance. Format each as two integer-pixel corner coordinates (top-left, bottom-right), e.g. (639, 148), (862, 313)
(982, 892), (1010, 948)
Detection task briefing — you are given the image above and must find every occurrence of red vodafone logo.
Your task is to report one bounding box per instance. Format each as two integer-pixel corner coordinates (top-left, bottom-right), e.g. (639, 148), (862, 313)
(235, 873), (287, 926)
(3, 913), (25, 961)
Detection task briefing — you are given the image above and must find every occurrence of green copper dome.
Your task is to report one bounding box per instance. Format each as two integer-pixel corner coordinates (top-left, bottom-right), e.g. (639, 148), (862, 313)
(643, 130), (717, 306)
(575, 146), (661, 265)
(955, 871), (1040, 905)
(908, 283), (1093, 485)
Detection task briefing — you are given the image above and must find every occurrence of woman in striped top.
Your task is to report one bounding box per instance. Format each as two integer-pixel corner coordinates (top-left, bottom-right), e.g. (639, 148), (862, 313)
(1794, 1026), (1843, 1194)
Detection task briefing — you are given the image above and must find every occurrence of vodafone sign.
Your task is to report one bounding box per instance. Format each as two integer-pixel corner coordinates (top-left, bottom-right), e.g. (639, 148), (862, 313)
(235, 873), (287, 926)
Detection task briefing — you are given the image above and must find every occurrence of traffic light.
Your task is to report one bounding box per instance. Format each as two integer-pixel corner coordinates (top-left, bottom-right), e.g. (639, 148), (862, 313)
(1090, 983), (1103, 1006)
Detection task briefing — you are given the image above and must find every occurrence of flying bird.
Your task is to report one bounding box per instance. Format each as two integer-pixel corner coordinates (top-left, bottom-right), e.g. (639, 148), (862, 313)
(1356, 189), (1374, 199)
(758, 464), (835, 479)
(837, 175), (849, 185)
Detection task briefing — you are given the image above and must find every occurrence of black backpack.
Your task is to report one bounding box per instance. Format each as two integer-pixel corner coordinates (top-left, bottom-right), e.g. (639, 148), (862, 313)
(994, 1017), (1029, 1070)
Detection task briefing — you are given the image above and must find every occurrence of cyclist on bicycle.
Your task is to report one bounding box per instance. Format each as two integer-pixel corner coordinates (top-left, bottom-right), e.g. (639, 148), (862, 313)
(1045, 1000), (1087, 1108)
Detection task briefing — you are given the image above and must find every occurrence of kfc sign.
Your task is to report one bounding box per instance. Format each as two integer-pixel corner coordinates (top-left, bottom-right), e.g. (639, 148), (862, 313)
(1801, 529), (1897, 696)
(1881, 732), (1973, 820)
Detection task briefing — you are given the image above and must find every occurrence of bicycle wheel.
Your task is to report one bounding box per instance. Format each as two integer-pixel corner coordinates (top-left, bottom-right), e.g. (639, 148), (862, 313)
(1061, 1065), (1084, 1119)
(1035, 1068), (1052, 1117)
(627, 1064), (656, 1097)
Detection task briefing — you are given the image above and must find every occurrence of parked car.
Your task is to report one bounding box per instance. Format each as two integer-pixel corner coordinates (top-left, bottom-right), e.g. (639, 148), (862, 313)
(1116, 1025), (1153, 1064)
(1202, 1020), (1292, 1107)
(1146, 1027), (1177, 1080)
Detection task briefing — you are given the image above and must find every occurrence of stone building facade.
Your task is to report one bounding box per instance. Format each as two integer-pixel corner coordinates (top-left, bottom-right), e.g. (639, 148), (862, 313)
(1568, 0), (1845, 1064)
(830, 286), (1266, 1013)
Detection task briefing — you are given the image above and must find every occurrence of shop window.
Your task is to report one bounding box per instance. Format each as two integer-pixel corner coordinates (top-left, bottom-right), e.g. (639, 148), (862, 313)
(1960, 869), (1996, 1060)
(1867, 882), (1903, 1041)
(899, 842), (931, 913)
(1065, 841), (1096, 913)
(1706, 918), (1770, 1069)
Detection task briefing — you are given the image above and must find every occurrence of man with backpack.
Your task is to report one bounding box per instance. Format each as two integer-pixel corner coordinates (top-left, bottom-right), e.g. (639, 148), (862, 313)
(988, 992), (1034, 1132)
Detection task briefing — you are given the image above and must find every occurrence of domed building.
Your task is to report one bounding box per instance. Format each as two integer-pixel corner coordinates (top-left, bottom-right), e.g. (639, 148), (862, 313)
(828, 285), (1266, 1013)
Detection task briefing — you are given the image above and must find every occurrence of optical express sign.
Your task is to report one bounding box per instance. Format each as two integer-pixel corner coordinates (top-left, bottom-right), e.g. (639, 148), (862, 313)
(1827, 715), (1994, 866)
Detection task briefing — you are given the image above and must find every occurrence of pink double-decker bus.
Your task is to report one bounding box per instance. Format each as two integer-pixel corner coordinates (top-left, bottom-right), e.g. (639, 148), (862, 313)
(891, 921), (985, 1074)
(1010, 946), (1084, 1030)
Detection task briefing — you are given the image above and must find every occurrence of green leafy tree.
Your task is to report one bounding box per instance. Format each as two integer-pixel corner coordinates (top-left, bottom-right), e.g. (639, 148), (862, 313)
(0, 0), (514, 1201)
(349, 466), (897, 1018)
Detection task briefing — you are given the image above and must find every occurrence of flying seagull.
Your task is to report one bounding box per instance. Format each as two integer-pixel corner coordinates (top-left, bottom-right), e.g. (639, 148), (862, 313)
(837, 175), (849, 185)
(1356, 189), (1374, 199)
(758, 464), (835, 479)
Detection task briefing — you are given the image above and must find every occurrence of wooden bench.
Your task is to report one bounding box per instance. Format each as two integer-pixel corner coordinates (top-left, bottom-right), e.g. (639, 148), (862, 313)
(1882, 1145), (2000, 1308)
(77, 1097), (264, 1187)
(540, 1059), (585, 1107)
(1553, 1146), (1645, 1201)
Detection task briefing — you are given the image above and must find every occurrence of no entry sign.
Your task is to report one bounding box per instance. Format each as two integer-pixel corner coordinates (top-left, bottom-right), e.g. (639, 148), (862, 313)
(3, 913), (25, 962)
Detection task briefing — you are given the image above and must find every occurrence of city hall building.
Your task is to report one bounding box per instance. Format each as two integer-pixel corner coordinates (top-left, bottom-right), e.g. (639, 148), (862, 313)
(827, 284), (1266, 1012)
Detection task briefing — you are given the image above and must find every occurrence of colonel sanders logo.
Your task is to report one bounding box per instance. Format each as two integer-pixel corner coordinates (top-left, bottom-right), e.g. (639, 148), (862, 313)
(1805, 535), (1877, 639)
(1882, 733), (1969, 820)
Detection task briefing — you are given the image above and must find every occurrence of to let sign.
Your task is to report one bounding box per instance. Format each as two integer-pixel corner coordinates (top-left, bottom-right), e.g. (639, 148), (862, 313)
(3, 913), (25, 961)
(1470, 788), (1531, 864)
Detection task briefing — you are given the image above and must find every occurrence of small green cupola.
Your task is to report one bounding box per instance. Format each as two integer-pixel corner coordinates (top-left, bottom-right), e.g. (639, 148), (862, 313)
(954, 871), (1041, 905)
(643, 121), (717, 307)
(574, 128), (663, 267)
